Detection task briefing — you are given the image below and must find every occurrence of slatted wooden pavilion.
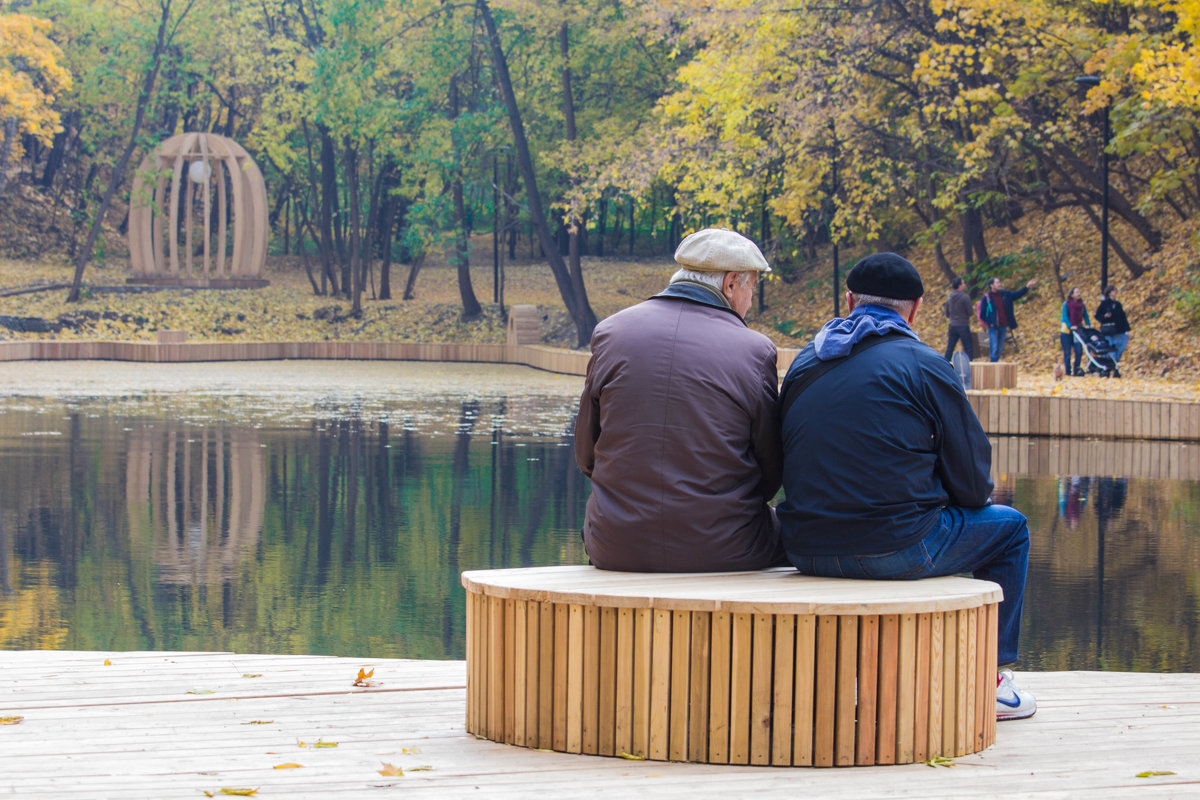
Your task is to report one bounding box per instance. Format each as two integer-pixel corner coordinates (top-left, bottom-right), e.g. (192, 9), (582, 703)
(127, 132), (269, 289)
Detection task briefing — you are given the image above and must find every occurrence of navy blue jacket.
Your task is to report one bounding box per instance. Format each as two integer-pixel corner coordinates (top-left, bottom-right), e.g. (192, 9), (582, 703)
(978, 286), (1029, 329)
(777, 333), (993, 558)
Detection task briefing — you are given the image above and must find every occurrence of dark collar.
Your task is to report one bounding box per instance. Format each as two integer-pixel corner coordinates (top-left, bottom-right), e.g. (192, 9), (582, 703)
(651, 280), (744, 324)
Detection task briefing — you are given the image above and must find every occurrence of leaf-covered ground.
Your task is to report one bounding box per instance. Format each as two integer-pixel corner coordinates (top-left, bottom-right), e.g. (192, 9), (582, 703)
(1, 203), (1198, 403)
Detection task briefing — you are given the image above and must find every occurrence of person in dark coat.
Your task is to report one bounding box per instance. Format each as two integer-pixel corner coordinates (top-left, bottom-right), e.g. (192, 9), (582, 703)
(777, 252), (1036, 721)
(977, 276), (1037, 361)
(574, 228), (783, 572)
(943, 276), (974, 361)
(1095, 285), (1131, 363)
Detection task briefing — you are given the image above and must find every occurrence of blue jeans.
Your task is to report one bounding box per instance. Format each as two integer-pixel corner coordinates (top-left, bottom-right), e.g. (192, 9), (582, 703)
(1106, 332), (1128, 362)
(1060, 332), (1082, 374)
(792, 504), (1029, 666)
(988, 325), (1008, 362)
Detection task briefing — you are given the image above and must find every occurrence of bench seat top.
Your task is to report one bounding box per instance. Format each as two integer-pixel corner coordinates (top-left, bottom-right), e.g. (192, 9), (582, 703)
(461, 565), (1002, 615)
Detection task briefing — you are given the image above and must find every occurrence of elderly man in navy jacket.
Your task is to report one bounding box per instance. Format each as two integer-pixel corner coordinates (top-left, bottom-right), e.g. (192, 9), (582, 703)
(777, 253), (1036, 722)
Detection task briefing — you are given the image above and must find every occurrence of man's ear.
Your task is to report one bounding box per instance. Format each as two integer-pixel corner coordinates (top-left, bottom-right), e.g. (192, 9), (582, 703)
(845, 291), (856, 313)
(907, 297), (923, 325)
(722, 271), (738, 296)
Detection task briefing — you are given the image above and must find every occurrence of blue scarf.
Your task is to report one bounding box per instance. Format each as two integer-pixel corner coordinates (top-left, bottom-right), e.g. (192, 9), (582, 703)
(813, 303), (920, 361)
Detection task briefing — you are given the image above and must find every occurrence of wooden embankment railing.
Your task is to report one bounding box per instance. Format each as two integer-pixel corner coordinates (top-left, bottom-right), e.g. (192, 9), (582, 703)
(967, 392), (1200, 442)
(2, 317), (1197, 441)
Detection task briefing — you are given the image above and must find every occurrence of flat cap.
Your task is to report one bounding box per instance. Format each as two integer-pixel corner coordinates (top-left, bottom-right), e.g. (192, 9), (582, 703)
(846, 253), (924, 300)
(674, 228), (771, 274)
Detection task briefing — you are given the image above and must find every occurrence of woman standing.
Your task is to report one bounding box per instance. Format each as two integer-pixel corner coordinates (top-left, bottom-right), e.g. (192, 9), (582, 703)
(1096, 285), (1131, 364)
(1060, 287), (1090, 377)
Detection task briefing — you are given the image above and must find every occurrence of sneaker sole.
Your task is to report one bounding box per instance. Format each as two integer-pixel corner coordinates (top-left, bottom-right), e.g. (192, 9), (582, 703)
(996, 708), (1036, 721)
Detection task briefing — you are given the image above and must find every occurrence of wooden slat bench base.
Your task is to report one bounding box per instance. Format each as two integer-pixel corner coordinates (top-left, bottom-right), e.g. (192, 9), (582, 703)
(461, 566), (1001, 766)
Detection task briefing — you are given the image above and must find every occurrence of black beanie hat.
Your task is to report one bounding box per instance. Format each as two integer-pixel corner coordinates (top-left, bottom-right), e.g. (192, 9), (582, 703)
(846, 253), (924, 300)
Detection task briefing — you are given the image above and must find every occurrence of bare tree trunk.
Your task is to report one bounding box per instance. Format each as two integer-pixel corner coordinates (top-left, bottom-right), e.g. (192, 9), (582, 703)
(319, 129), (349, 297)
(960, 206), (989, 267)
(301, 120), (336, 294)
(933, 242), (956, 283)
(560, 20), (593, 328)
(449, 74), (481, 319)
(294, 193), (320, 294)
(68, 0), (188, 302)
(1050, 142), (1163, 251)
(345, 143), (363, 316)
(479, 0), (595, 346)
(378, 194), (395, 301)
(403, 253), (425, 300)
(0, 117), (17, 201)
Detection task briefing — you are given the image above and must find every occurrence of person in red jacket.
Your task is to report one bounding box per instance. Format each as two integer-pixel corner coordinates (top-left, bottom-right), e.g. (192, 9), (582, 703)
(978, 276), (1037, 361)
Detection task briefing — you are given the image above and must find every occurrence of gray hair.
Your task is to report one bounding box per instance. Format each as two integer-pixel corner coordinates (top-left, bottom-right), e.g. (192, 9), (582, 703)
(850, 292), (917, 317)
(670, 268), (754, 289)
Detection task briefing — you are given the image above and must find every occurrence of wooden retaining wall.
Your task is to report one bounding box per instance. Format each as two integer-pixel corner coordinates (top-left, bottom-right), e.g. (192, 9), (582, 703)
(0, 340), (592, 376)
(3, 339), (1198, 441)
(990, 436), (1200, 481)
(967, 393), (1200, 442)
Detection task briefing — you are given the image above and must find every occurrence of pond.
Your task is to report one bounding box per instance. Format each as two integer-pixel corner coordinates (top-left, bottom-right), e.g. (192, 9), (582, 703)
(0, 362), (1197, 673)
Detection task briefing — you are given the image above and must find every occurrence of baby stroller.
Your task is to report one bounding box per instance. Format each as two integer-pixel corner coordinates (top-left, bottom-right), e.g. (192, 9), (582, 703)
(1072, 326), (1120, 378)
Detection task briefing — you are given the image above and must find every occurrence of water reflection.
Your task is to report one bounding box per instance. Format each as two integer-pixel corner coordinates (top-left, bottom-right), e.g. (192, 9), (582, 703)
(990, 438), (1200, 673)
(127, 425), (266, 585)
(0, 400), (1197, 672)
(0, 400), (588, 659)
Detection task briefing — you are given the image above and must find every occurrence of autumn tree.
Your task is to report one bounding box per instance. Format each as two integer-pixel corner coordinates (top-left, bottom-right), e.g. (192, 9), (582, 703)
(0, 13), (71, 200)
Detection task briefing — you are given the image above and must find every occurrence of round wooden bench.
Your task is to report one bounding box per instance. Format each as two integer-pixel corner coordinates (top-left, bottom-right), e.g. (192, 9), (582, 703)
(462, 565), (1001, 767)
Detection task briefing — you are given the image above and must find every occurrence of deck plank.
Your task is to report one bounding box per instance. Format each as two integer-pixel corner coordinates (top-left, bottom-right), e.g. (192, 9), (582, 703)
(0, 652), (1197, 798)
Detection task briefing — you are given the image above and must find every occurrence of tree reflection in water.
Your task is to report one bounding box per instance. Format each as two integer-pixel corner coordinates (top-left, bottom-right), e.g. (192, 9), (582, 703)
(0, 410), (1197, 672)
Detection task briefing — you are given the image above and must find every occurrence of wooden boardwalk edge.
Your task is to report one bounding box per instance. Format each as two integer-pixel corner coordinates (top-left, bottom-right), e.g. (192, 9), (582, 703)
(0, 340), (1196, 439)
(0, 651), (1196, 798)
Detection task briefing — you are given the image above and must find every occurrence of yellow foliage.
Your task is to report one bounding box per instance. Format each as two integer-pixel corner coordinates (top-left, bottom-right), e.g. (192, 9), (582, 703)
(0, 559), (68, 650)
(0, 14), (72, 156)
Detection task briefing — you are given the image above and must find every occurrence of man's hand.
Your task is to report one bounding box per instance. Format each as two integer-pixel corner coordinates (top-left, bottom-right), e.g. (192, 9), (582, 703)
(1025, 279), (1038, 289)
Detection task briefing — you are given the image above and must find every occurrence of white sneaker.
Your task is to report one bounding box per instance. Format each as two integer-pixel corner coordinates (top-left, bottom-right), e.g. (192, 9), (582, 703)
(996, 668), (1036, 721)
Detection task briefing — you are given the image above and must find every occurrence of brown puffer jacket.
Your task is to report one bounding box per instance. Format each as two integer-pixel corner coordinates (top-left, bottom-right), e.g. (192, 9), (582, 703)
(574, 283), (783, 572)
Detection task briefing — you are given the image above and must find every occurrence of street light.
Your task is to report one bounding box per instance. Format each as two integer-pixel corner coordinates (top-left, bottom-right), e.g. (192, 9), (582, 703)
(830, 120), (841, 318)
(1075, 75), (1109, 294)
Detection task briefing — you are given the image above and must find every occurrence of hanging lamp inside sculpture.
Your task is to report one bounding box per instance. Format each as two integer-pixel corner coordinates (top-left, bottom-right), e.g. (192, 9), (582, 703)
(128, 133), (269, 288)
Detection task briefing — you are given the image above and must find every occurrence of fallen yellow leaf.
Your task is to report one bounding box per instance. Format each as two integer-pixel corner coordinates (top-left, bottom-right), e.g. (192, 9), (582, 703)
(297, 738), (338, 749)
(242, 673), (262, 678)
(353, 667), (376, 687)
(617, 752), (645, 760)
(408, 765), (433, 772)
(103, 659), (111, 666)
(0, 716), (24, 725)
(273, 763), (303, 770)
(219, 791), (258, 797)
(244, 721), (273, 725)
(378, 763), (404, 776)
(1136, 771), (1176, 778)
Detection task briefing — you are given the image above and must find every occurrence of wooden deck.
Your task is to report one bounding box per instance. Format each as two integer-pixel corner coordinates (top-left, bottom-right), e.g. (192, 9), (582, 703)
(0, 651), (1196, 798)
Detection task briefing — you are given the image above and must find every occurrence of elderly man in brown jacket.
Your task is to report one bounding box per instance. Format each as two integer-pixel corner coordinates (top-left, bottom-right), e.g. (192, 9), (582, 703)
(574, 228), (783, 572)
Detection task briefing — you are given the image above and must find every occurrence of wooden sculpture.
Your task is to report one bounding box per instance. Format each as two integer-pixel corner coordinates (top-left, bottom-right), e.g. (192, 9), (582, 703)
(127, 132), (268, 288)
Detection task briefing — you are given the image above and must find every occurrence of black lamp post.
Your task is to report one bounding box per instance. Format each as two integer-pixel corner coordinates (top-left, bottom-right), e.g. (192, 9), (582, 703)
(830, 120), (841, 318)
(1075, 75), (1109, 294)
